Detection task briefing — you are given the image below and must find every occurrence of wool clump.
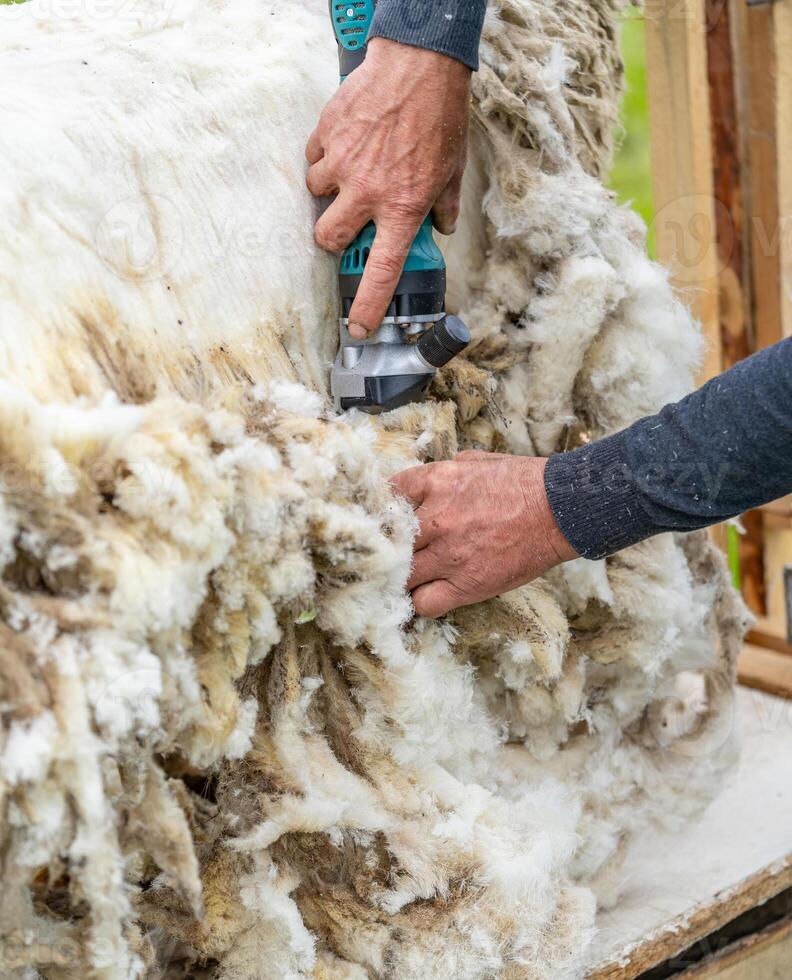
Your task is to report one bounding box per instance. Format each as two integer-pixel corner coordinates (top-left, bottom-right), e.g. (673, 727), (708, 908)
(0, 0), (747, 977)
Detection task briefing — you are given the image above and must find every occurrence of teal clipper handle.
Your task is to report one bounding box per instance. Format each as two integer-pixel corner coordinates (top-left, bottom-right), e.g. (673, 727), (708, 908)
(339, 216), (445, 277)
(331, 0), (376, 80)
(329, 0), (447, 327)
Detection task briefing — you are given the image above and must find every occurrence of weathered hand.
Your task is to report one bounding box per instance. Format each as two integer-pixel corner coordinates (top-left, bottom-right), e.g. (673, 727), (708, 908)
(306, 37), (471, 339)
(391, 452), (579, 618)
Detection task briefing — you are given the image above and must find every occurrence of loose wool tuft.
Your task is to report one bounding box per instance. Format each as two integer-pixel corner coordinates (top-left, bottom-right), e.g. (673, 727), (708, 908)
(0, 1), (747, 978)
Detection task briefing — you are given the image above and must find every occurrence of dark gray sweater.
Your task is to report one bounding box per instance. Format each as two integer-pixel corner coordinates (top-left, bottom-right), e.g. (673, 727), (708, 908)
(545, 339), (792, 559)
(371, 0), (488, 70)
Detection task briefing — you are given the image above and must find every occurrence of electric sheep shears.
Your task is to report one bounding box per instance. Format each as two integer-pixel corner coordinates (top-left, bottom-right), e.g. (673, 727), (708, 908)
(328, 0), (471, 413)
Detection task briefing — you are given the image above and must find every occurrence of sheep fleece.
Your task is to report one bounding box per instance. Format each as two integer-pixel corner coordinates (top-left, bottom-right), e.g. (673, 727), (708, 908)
(0, 1), (746, 978)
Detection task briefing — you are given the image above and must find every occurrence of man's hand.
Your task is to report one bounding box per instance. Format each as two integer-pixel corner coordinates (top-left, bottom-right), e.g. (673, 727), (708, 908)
(306, 38), (471, 339)
(391, 452), (579, 618)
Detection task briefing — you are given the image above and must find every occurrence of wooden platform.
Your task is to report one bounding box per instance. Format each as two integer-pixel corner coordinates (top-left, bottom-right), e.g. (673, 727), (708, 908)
(738, 644), (792, 701)
(586, 687), (792, 978)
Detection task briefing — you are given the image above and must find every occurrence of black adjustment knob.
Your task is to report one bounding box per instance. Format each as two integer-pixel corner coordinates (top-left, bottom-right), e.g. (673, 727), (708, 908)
(417, 315), (471, 368)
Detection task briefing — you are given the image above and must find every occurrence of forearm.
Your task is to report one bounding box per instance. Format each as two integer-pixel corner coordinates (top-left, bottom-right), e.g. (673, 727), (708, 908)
(370, 0), (488, 70)
(545, 338), (792, 560)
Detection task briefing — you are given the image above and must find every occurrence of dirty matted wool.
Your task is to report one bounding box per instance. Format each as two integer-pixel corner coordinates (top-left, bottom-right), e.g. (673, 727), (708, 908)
(0, 0), (747, 977)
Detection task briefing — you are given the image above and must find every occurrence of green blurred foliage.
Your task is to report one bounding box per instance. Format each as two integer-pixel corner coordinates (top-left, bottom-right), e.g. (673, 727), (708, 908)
(609, 14), (655, 257)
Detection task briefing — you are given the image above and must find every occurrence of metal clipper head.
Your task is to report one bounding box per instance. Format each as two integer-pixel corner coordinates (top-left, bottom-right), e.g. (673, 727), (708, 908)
(331, 315), (471, 414)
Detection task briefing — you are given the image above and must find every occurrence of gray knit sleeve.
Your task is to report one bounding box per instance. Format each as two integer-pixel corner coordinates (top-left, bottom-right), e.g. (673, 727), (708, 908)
(370, 0), (487, 70)
(544, 338), (792, 561)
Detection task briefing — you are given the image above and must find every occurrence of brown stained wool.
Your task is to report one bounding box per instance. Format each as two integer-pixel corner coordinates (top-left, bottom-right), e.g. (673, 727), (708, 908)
(0, 1), (748, 978)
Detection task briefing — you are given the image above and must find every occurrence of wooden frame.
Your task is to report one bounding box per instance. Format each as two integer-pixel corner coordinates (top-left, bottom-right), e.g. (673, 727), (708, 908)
(645, 0), (792, 675)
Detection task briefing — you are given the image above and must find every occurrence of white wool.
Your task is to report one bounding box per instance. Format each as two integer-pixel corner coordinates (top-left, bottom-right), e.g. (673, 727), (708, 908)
(263, 381), (326, 419)
(238, 854), (317, 972)
(561, 558), (615, 613)
(7, 782), (69, 867)
(0, 713), (58, 786)
(85, 635), (163, 742)
(224, 696), (259, 760)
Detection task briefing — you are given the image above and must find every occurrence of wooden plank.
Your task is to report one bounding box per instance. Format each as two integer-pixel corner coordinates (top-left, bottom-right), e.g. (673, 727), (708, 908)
(763, 516), (792, 539)
(739, 644), (792, 699)
(744, 629), (792, 659)
(773, 0), (792, 340)
(725, 0), (755, 350)
(760, 496), (792, 521)
(679, 916), (792, 978)
(742, 1), (784, 351)
(753, 526), (792, 645)
(705, 0), (751, 369)
(740, 510), (768, 618)
(645, 0), (722, 384)
(703, 0), (767, 609)
(587, 859), (792, 980)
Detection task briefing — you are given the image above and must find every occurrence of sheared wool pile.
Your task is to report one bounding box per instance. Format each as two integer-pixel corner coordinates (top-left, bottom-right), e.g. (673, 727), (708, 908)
(0, 0), (747, 977)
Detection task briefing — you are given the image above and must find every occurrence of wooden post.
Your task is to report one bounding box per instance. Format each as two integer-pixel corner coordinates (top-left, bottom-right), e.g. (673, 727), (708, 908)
(645, 0), (723, 384)
(738, 0), (792, 648)
(743, 1), (784, 350)
(703, 0), (770, 610)
(778, 0), (792, 339)
(705, 0), (751, 369)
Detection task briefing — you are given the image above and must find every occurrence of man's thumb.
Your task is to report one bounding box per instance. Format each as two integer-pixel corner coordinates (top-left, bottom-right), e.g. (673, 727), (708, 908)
(347, 219), (419, 339)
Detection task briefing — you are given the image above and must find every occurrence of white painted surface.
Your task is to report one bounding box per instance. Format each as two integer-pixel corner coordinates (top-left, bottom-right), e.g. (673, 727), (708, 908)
(589, 686), (792, 966)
